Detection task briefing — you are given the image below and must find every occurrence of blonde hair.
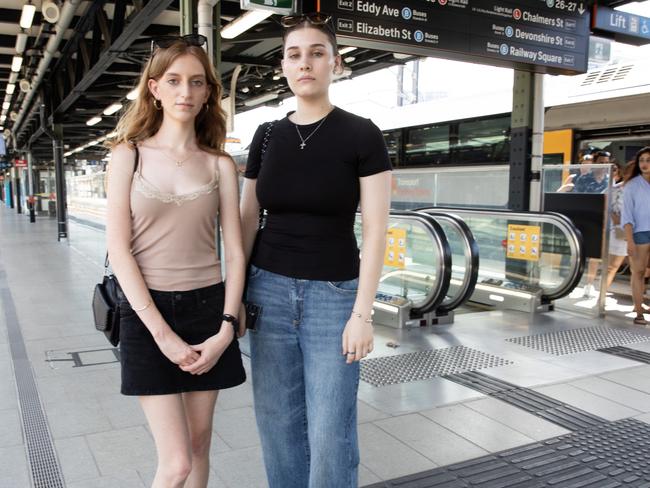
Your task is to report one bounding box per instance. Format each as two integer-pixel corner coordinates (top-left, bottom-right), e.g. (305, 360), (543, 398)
(109, 41), (227, 154)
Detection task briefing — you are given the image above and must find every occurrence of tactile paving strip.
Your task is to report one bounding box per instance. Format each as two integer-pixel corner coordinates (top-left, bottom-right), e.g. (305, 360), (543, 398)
(444, 371), (606, 431)
(506, 326), (650, 356)
(365, 418), (650, 488)
(360, 346), (513, 387)
(1, 283), (65, 487)
(599, 346), (650, 364)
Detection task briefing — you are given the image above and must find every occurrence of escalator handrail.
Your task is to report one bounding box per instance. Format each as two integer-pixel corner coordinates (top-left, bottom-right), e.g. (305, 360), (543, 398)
(362, 210), (452, 315)
(416, 206), (584, 302)
(416, 210), (479, 313)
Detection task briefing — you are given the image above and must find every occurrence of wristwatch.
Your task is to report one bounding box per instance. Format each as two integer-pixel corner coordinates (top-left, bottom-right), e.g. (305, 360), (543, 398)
(222, 314), (239, 334)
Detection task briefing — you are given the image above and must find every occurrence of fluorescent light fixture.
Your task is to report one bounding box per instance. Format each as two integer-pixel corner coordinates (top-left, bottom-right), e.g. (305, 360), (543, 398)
(8, 72), (18, 84)
(103, 103), (123, 115)
(126, 88), (138, 100)
(86, 116), (102, 126)
(344, 56), (356, 63)
(339, 46), (356, 55)
(11, 56), (23, 72)
(20, 3), (36, 29)
(2, 102), (9, 110)
(15, 33), (28, 54)
(243, 92), (278, 107)
(63, 150), (73, 157)
(0, 115), (5, 123)
(221, 10), (273, 39)
(6, 84), (15, 95)
(107, 131), (118, 138)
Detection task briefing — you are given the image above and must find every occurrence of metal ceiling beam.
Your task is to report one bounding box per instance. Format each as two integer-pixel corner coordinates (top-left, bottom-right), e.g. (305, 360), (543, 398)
(54, 0), (174, 115)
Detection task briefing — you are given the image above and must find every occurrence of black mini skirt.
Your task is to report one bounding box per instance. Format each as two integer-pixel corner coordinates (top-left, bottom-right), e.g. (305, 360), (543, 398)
(118, 282), (246, 396)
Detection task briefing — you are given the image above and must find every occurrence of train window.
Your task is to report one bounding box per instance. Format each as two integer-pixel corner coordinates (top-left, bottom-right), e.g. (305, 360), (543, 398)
(404, 124), (450, 166)
(382, 130), (401, 166)
(455, 116), (510, 164)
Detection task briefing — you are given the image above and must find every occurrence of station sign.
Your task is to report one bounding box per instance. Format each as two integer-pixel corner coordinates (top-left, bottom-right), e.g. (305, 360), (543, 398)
(591, 6), (650, 46)
(241, 0), (294, 15)
(319, 0), (591, 75)
(14, 159), (27, 168)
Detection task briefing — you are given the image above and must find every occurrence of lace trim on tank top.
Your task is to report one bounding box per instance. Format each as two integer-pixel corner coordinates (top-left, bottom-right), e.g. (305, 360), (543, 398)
(132, 172), (219, 206)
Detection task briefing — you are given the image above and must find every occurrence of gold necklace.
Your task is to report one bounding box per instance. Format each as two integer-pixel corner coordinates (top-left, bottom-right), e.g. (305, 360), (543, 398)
(154, 143), (195, 167)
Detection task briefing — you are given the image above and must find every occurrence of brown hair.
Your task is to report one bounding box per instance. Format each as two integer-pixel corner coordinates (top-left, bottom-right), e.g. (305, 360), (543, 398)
(282, 21), (338, 55)
(109, 41), (227, 154)
(624, 146), (650, 182)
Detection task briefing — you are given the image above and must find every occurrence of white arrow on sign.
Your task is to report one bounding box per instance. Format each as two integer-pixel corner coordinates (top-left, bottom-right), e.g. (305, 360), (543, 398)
(578, 3), (585, 15)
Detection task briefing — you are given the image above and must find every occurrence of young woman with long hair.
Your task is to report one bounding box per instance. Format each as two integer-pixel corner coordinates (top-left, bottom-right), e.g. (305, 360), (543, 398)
(106, 36), (246, 487)
(240, 14), (392, 488)
(622, 146), (650, 325)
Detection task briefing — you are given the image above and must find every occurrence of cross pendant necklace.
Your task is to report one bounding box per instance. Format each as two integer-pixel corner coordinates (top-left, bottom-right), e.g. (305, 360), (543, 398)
(294, 112), (330, 150)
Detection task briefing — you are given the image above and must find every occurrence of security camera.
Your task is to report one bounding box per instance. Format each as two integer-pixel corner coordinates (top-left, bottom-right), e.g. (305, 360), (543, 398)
(19, 79), (31, 93)
(42, 1), (61, 24)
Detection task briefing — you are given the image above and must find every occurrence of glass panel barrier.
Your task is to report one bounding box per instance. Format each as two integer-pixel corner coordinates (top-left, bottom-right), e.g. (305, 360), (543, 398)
(541, 163), (613, 317)
(391, 166), (509, 210)
(355, 210), (451, 314)
(417, 210), (479, 312)
(417, 207), (584, 304)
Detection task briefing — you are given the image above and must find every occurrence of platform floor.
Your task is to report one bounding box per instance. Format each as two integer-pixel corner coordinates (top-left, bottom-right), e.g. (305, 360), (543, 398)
(1, 207), (650, 488)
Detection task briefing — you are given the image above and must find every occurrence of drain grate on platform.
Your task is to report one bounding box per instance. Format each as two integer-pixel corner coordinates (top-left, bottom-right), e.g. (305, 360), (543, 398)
(365, 418), (650, 488)
(360, 346), (512, 387)
(506, 326), (650, 356)
(1, 282), (65, 487)
(599, 346), (650, 364)
(445, 371), (606, 431)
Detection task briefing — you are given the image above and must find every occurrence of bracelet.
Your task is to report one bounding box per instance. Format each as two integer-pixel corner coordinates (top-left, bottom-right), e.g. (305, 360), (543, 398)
(132, 300), (152, 312)
(351, 310), (373, 323)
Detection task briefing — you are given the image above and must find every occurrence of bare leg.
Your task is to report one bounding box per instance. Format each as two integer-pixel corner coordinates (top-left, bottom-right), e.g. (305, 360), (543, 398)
(182, 390), (219, 488)
(630, 243), (650, 316)
(139, 394), (192, 488)
(606, 255), (626, 289)
(586, 258), (600, 285)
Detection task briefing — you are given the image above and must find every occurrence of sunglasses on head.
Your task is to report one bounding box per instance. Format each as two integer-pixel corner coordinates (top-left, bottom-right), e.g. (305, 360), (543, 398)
(280, 13), (332, 28)
(149, 34), (207, 55)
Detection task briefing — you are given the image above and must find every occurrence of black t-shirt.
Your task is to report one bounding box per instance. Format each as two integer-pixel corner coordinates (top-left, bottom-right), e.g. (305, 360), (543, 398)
(245, 107), (391, 281)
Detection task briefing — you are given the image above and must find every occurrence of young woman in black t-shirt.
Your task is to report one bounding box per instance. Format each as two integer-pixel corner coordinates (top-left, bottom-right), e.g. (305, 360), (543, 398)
(240, 13), (392, 488)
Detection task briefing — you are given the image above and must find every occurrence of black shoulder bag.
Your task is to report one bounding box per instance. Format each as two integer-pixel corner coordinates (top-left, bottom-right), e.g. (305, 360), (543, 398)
(92, 146), (139, 346)
(243, 121), (275, 330)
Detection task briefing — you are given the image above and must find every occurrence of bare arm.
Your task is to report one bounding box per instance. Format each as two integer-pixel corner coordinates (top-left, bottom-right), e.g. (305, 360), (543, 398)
(240, 177), (260, 261)
(106, 143), (198, 366)
(342, 170), (391, 364)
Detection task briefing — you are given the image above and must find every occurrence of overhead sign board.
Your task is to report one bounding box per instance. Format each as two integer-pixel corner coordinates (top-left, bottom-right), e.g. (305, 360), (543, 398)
(14, 159), (27, 168)
(591, 6), (650, 46)
(319, 0), (590, 75)
(241, 0), (294, 15)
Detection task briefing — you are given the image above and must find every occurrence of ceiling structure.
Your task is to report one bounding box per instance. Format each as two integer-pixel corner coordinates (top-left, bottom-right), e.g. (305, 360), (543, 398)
(0, 0), (638, 163)
(0, 0), (419, 163)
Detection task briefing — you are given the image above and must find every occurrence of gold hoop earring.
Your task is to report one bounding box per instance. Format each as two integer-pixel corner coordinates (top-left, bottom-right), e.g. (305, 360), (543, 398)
(203, 103), (209, 114)
(153, 99), (162, 110)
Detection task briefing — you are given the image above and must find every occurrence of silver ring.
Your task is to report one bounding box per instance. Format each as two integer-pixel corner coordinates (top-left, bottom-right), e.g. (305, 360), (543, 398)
(347, 351), (356, 355)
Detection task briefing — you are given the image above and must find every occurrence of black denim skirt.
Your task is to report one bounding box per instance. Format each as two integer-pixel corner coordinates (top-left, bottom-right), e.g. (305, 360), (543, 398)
(118, 282), (246, 396)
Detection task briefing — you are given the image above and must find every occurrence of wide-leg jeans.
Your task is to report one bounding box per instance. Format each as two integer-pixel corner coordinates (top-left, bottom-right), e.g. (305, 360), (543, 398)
(247, 265), (360, 488)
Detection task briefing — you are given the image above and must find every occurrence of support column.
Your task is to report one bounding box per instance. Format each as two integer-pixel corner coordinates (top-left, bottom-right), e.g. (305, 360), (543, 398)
(530, 74), (545, 211)
(27, 150), (36, 222)
(508, 70), (534, 211)
(180, 0), (195, 36)
(52, 123), (67, 240)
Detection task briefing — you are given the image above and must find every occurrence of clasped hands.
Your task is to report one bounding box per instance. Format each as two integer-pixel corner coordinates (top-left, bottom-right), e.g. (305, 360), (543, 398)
(155, 320), (241, 375)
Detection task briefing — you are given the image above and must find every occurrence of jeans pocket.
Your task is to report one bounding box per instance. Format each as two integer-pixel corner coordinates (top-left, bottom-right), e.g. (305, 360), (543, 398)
(326, 277), (359, 294)
(248, 264), (264, 281)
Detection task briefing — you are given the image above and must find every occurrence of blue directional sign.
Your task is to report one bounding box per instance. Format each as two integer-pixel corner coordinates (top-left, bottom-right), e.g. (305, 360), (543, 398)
(319, 0), (591, 75)
(592, 6), (650, 46)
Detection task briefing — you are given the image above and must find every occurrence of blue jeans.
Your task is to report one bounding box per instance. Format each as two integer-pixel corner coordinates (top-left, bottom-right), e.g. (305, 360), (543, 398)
(247, 265), (360, 488)
(633, 231), (650, 245)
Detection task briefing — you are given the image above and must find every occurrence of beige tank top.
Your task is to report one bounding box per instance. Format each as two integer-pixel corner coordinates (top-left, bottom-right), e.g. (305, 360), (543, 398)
(130, 151), (221, 291)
